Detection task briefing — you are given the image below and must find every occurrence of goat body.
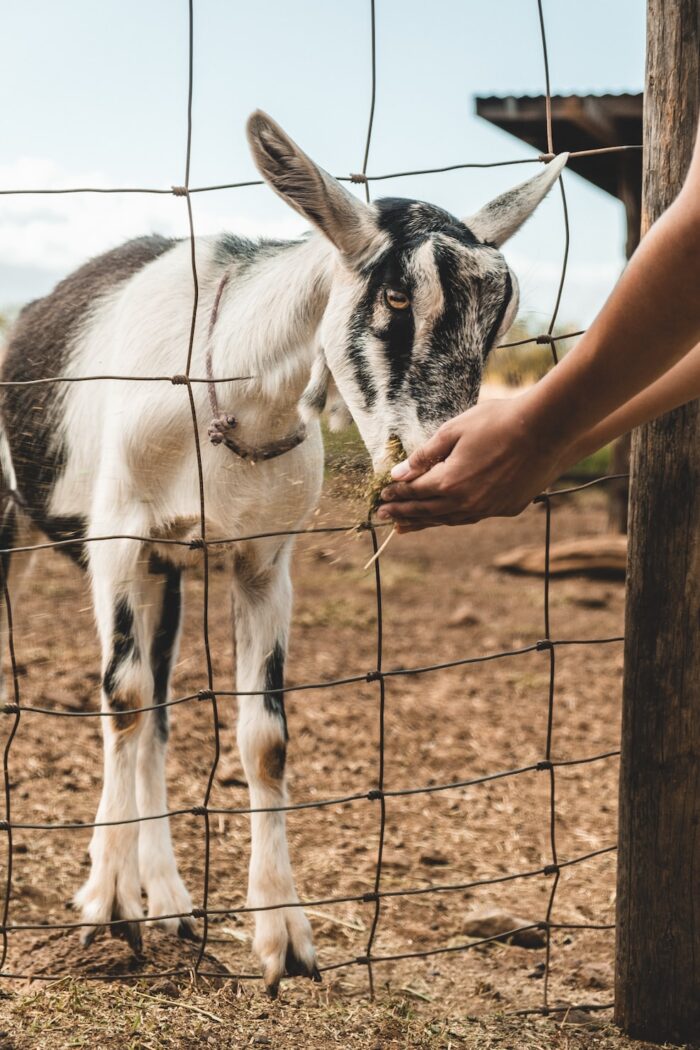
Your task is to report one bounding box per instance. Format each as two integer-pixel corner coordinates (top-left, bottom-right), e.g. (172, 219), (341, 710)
(0, 111), (566, 992)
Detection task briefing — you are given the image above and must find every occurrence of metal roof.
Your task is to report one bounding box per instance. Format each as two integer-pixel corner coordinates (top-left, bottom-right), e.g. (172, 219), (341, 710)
(475, 92), (642, 200)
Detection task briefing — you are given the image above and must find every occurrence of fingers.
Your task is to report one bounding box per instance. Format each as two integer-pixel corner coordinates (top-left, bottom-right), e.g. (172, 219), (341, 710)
(394, 515), (478, 533)
(376, 499), (445, 523)
(379, 499), (480, 529)
(377, 500), (477, 526)
(381, 461), (449, 503)
(390, 424), (458, 483)
(394, 522), (436, 534)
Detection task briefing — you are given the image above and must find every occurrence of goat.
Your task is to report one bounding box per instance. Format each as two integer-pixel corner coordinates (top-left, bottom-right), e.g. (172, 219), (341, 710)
(0, 111), (566, 993)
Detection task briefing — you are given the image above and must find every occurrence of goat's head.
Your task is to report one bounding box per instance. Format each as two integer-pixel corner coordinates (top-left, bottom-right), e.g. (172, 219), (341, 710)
(247, 110), (567, 470)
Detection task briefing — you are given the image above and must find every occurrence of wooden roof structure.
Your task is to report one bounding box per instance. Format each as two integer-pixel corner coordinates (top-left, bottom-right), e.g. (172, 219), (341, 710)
(475, 93), (643, 256)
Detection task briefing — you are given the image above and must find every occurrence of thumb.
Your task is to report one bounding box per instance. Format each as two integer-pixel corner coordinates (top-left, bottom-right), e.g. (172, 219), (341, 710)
(390, 424), (458, 482)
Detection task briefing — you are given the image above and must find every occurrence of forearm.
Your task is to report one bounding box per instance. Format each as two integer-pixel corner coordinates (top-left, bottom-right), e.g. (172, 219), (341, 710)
(521, 146), (700, 452)
(562, 341), (700, 465)
(379, 126), (700, 531)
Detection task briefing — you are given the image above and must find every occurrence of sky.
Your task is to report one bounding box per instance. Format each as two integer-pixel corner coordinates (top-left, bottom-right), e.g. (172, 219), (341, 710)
(0, 0), (645, 331)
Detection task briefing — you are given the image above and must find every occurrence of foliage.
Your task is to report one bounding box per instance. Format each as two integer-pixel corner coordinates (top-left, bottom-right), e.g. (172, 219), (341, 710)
(485, 318), (582, 388)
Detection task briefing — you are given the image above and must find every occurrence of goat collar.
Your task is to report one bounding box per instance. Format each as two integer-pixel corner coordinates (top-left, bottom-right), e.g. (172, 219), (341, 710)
(205, 271), (307, 463)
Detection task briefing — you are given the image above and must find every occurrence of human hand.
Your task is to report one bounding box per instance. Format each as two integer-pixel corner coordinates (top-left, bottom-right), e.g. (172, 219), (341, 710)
(376, 394), (566, 532)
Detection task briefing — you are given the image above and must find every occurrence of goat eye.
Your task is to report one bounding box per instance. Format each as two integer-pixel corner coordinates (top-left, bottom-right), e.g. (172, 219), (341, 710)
(385, 288), (411, 311)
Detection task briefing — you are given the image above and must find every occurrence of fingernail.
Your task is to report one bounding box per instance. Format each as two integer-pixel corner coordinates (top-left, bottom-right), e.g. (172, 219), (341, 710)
(376, 507), (390, 520)
(391, 460), (410, 479)
(380, 487), (393, 501)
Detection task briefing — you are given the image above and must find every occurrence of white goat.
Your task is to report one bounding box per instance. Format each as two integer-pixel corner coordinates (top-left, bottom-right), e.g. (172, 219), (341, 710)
(0, 112), (566, 993)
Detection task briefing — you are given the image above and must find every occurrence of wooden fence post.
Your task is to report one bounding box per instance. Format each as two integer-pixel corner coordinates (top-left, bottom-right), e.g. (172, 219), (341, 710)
(615, 0), (700, 1041)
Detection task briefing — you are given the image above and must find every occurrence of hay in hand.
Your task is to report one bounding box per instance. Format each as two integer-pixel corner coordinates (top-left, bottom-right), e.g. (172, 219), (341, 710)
(366, 435), (407, 516)
(363, 526), (398, 570)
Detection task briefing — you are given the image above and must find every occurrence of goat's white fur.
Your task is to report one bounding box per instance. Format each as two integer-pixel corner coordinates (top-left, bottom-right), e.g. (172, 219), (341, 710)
(0, 110), (567, 991)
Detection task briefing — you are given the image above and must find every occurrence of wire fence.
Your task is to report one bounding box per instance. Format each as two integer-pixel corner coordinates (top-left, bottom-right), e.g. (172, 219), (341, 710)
(0, 0), (634, 1015)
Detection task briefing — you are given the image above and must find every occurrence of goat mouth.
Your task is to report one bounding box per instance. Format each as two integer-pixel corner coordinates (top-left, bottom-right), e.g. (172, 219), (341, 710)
(366, 434), (407, 515)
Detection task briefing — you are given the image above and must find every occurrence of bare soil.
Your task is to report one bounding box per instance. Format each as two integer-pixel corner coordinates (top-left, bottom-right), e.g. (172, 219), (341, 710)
(0, 483), (687, 1048)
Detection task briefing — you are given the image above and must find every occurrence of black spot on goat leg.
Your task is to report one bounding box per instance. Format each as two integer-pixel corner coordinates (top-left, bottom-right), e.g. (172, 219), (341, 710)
(253, 641), (289, 788)
(148, 557), (182, 743)
(264, 642), (288, 741)
(102, 599), (135, 695)
(102, 598), (142, 734)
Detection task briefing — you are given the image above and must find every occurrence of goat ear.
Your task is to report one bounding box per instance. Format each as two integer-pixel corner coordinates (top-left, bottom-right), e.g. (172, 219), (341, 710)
(325, 375), (354, 432)
(299, 353), (331, 424)
(298, 351), (353, 430)
(464, 153), (569, 247)
(247, 110), (380, 258)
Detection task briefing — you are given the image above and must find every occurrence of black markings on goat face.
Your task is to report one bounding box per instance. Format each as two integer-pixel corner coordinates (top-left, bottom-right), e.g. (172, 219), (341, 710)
(330, 197), (515, 454)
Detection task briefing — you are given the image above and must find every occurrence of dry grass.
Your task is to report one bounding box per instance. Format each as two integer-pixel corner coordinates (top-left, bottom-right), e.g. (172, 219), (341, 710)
(0, 487), (686, 1049)
(2, 979), (694, 1050)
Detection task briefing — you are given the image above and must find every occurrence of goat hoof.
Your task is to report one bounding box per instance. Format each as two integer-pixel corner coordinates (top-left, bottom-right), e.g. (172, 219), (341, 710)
(75, 858), (144, 955)
(80, 924), (99, 948)
(254, 904), (318, 994)
(177, 918), (200, 943)
(265, 980), (280, 1000)
(284, 942), (320, 980)
(110, 919), (143, 955)
(144, 873), (195, 940)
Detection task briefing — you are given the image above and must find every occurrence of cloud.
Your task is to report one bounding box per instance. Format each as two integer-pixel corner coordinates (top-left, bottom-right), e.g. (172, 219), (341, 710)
(0, 156), (304, 276)
(0, 157), (622, 326)
(506, 250), (623, 328)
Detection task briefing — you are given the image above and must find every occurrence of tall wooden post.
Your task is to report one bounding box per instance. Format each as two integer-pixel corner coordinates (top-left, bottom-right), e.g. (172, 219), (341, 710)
(615, 0), (700, 1041)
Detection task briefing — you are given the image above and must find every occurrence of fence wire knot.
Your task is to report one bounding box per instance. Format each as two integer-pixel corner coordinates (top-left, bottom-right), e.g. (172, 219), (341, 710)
(536, 639), (554, 651)
(171, 373), (189, 386)
(536, 760), (553, 772)
(367, 789), (383, 801)
(189, 537), (206, 551)
(543, 863), (560, 876)
(197, 688), (215, 701)
(171, 185), (189, 197)
(191, 805), (207, 817)
(349, 172), (368, 184)
(2, 704), (19, 715)
(366, 670), (383, 683)
(536, 334), (555, 345)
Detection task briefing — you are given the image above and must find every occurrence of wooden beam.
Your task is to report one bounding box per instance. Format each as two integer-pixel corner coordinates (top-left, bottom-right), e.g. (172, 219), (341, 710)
(568, 96), (619, 145)
(614, 0), (700, 1041)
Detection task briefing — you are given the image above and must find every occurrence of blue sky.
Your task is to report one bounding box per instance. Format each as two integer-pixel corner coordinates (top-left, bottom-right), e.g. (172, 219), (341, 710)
(1, 0), (645, 328)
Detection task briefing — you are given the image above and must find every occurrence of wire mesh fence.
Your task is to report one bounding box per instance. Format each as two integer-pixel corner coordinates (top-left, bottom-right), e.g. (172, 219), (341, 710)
(0, 0), (636, 1014)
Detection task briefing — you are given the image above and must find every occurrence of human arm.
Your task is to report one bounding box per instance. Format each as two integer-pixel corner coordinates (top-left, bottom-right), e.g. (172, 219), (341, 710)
(565, 340), (700, 464)
(378, 125), (700, 531)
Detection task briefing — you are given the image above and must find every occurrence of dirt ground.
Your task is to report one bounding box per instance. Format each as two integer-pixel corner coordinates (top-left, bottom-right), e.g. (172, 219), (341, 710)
(0, 479), (689, 1049)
